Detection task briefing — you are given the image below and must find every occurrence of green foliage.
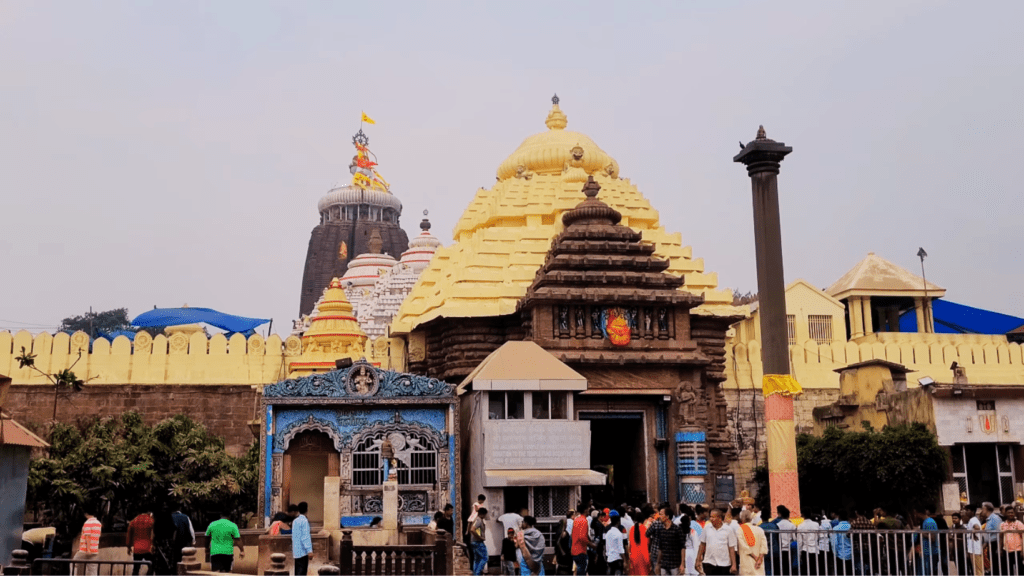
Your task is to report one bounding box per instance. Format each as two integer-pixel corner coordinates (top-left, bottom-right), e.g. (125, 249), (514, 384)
(59, 308), (133, 336)
(796, 422), (947, 517)
(28, 411), (258, 542)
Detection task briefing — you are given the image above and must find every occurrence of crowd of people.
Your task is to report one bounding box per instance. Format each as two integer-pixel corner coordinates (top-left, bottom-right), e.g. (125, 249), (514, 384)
(461, 494), (1024, 577)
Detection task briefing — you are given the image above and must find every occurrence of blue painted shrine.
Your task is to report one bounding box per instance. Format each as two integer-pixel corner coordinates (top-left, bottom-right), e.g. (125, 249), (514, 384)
(259, 360), (458, 528)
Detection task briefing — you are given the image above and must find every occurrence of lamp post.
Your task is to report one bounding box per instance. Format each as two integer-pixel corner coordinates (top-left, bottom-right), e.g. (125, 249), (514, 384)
(918, 247), (931, 333)
(735, 126), (801, 518)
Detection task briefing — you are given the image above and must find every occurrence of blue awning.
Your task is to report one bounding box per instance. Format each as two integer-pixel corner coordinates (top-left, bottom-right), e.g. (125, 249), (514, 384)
(132, 307), (270, 334)
(900, 299), (1024, 335)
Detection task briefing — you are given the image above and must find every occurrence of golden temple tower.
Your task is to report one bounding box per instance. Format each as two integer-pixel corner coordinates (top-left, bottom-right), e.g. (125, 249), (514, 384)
(289, 277), (368, 377)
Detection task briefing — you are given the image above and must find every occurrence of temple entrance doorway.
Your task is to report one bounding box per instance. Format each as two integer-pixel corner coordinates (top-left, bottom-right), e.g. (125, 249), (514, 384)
(579, 412), (647, 507)
(283, 430), (339, 525)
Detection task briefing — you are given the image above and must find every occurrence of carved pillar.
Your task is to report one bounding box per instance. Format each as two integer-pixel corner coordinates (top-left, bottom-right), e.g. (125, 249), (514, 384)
(271, 454), (283, 515)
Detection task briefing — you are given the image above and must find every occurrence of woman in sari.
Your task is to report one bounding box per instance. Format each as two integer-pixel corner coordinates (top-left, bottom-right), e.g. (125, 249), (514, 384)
(624, 508), (652, 576)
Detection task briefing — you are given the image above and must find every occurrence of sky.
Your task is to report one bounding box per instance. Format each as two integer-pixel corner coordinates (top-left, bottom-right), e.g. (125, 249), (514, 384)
(1, 0), (1022, 336)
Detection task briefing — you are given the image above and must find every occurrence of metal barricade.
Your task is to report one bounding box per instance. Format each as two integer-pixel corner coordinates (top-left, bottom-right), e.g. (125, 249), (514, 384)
(757, 527), (1024, 576)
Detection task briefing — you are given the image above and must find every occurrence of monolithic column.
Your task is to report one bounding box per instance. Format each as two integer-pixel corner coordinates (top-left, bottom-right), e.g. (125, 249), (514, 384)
(735, 126), (802, 518)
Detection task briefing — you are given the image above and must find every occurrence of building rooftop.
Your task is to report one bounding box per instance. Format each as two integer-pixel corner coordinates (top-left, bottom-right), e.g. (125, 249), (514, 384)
(391, 99), (738, 333)
(826, 253), (945, 300)
(833, 358), (914, 374)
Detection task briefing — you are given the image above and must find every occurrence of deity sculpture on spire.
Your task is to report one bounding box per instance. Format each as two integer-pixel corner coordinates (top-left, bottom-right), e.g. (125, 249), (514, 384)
(349, 128), (391, 192)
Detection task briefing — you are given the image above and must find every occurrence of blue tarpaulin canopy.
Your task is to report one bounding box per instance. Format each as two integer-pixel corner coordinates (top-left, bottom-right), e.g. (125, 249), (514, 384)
(900, 299), (1024, 335)
(132, 307), (270, 334)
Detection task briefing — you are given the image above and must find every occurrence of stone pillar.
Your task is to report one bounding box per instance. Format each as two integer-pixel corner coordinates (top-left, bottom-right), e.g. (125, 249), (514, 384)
(915, 298), (926, 333)
(735, 126), (801, 519)
(323, 477), (341, 531)
(862, 297), (874, 335)
(850, 297), (864, 339)
(383, 479), (399, 531)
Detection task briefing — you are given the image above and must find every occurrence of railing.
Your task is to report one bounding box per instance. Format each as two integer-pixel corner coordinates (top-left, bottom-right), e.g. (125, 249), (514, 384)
(757, 528), (1024, 576)
(28, 557), (153, 576)
(335, 529), (452, 576)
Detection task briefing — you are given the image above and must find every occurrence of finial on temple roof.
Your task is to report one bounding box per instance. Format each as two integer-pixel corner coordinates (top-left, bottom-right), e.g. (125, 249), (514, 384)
(420, 210), (431, 231)
(582, 175), (601, 199)
(756, 125), (767, 140)
(552, 94), (559, 105)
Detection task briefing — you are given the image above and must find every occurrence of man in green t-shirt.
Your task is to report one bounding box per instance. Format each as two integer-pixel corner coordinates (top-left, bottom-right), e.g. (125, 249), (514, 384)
(206, 511), (244, 573)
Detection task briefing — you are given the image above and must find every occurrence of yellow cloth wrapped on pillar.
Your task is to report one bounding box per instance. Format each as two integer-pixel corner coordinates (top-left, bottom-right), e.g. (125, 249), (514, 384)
(762, 374), (802, 398)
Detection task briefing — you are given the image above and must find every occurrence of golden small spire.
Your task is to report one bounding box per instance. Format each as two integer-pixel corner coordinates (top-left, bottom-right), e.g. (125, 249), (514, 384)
(545, 94), (567, 130)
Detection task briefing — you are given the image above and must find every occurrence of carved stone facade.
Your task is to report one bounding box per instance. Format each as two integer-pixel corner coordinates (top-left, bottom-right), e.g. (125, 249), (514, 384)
(259, 359), (459, 528)
(414, 177), (742, 506)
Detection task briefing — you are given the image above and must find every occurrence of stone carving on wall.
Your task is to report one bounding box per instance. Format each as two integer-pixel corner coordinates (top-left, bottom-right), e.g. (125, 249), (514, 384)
(350, 421), (445, 455)
(675, 382), (698, 426)
(284, 336), (302, 356)
(360, 491), (428, 514)
(134, 331), (153, 353)
(169, 333), (189, 353)
(275, 415), (344, 452)
(263, 360), (453, 398)
(249, 335), (265, 354)
(346, 362), (380, 396)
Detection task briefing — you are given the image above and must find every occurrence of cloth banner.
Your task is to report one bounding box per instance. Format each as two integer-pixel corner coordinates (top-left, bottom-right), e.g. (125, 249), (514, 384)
(762, 374), (803, 398)
(766, 420), (798, 471)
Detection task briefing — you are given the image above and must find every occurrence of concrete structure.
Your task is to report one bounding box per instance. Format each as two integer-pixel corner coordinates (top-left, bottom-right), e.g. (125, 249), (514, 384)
(390, 104), (747, 509)
(723, 253), (1024, 497)
(458, 341), (605, 554)
(260, 358), (459, 540)
(289, 278), (368, 376)
(391, 97), (738, 337)
(0, 396), (49, 566)
(826, 252), (945, 337)
(350, 213), (443, 341)
(810, 361), (1024, 513)
(298, 128), (410, 318)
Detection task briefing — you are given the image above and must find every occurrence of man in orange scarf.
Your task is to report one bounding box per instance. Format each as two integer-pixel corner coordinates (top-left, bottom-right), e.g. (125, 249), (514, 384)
(736, 510), (767, 576)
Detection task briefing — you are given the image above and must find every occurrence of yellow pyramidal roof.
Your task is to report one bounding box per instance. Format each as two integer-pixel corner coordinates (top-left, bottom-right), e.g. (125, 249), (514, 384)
(391, 99), (736, 334)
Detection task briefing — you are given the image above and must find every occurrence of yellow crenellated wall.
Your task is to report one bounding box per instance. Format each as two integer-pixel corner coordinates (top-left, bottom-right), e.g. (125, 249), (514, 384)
(0, 329), (404, 386)
(0, 330), (292, 385)
(724, 333), (1024, 392)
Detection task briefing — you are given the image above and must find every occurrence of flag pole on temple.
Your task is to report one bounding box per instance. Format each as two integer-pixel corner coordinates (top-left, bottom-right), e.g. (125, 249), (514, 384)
(735, 126), (802, 519)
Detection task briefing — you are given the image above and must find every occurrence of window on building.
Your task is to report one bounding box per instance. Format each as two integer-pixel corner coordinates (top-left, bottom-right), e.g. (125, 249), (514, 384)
(532, 486), (572, 519)
(808, 315), (834, 345)
(352, 436), (382, 486)
(489, 391), (525, 420)
(352, 431), (439, 487)
(531, 392), (568, 420)
(977, 400), (995, 411)
(787, 315), (796, 345)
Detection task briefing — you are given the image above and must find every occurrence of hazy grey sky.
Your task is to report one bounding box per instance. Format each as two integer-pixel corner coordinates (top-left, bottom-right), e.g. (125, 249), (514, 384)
(2, 0), (1022, 335)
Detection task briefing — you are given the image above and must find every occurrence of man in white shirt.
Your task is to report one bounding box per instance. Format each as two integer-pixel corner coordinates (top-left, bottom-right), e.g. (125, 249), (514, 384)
(796, 515), (820, 575)
(965, 507), (985, 576)
(695, 510), (737, 576)
(774, 505), (798, 573)
(605, 511), (626, 575)
(498, 509), (525, 534)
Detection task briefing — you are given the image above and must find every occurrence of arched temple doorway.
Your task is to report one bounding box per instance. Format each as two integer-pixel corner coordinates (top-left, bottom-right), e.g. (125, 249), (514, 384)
(283, 430), (340, 524)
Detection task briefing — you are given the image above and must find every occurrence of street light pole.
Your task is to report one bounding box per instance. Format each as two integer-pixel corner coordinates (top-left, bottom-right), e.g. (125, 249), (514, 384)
(918, 248), (930, 333)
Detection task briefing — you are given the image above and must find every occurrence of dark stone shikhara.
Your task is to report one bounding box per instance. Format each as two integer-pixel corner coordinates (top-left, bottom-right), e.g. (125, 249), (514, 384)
(411, 176), (742, 504)
(298, 194), (409, 318)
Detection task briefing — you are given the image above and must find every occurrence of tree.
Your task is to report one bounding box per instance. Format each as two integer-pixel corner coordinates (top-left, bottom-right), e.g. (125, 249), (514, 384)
(27, 411), (258, 557)
(15, 347), (86, 421)
(732, 290), (759, 306)
(58, 307), (168, 338)
(795, 423), (947, 517)
(59, 308), (132, 337)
